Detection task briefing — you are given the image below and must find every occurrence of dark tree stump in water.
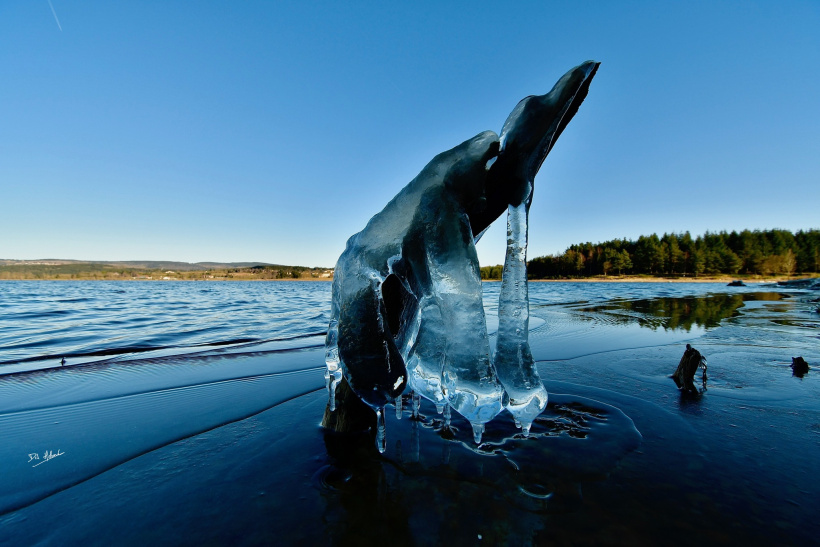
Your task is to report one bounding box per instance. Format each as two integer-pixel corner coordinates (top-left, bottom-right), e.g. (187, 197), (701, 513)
(672, 344), (704, 394)
(321, 377), (377, 433)
(791, 356), (809, 377)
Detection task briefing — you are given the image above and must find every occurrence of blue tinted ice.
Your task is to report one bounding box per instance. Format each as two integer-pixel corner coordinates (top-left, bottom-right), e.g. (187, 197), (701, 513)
(324, 61), (600, 446)
(493, 202), (548, 435)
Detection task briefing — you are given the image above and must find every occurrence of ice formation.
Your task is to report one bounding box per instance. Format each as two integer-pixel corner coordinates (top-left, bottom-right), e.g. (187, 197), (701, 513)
(325, 61), (599, 450)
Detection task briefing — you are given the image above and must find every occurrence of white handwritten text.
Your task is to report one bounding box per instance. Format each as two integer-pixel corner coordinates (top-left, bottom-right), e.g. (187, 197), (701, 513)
(29, 449), (65, 467)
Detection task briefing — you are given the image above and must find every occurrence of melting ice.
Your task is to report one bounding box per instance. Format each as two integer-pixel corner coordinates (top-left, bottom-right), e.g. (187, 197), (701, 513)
(324, 61), (600, 450)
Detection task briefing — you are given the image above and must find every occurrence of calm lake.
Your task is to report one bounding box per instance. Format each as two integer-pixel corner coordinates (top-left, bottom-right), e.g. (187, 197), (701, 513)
(1, 280), (818, 545)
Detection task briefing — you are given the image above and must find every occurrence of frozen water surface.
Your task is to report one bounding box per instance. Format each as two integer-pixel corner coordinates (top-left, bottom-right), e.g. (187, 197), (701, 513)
(0, 281), (818, 544)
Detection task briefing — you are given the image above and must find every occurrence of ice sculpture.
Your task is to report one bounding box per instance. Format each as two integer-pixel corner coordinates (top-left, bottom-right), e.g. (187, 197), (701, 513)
(325, 61), (599, 450)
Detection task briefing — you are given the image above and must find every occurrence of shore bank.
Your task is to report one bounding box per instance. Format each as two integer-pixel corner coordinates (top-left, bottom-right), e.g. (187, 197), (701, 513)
(0, 276), (334, 282)
(523, 274), (814, 283)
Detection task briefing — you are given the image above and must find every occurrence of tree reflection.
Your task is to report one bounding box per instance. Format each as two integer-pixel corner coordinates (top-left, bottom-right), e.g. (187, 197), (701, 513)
(572, 292), (789, 331)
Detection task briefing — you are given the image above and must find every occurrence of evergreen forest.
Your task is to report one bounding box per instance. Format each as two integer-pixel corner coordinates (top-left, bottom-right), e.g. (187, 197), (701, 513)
(480, 229), (820, 280)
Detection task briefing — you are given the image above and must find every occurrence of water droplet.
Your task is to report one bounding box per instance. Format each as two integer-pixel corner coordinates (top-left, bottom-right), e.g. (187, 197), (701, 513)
(376, 407), (386, 453)
(471, 423), (484, 444)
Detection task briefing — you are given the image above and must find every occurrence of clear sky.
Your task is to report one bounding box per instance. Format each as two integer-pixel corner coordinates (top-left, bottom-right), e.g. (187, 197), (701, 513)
(2, 1), (818, 268)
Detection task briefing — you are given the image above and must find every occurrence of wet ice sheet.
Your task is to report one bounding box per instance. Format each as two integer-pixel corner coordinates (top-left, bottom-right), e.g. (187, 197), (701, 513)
(534, 287), (819, 543)
(4, 368), (816, 545)
(0, 348), (325, 513)
(0, 387), (643, 545)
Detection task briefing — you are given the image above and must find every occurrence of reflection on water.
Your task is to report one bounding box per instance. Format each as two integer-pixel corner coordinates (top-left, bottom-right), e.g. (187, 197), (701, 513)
(570, 292), (791, 331)
(316, 390), (641, 542)
(0, 387), (644, 545)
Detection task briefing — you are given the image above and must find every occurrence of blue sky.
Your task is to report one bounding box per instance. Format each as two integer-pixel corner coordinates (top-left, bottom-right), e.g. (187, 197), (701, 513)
(2, 1), (818, 267)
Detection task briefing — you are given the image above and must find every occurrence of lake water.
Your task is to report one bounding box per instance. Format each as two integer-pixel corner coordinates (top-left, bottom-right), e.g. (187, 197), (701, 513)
(1, 280), (818, 545)
(0, 280), (760, 371)
(0, 281), (333, 372)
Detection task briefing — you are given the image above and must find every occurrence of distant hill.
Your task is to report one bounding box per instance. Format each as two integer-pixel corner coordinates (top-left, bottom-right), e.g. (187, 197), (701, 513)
(101, 260), (278, 271)
(0, 259), (334, 280)
(0, 259), (325, 270)
(194, 261), (275, 270)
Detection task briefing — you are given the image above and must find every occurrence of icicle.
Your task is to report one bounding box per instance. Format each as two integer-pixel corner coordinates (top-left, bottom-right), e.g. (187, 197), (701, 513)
(324, 322), (343, 412)
(328, 377), (337, 412)
(328, 367), (342, 412)
(376, 407), (386, 454)
(521, 422), (531, 437)
(471, 423), (484, 444)
(435, 402), (445, 415)
(494, 201), (549, 431)
(395, 395), (403, 419)
(412, 392), (421, 419)
(443, 404), (451, 429)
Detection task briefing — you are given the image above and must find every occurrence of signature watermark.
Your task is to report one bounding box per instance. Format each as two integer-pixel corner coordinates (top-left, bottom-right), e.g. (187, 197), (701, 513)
(28, 450), (65, 468)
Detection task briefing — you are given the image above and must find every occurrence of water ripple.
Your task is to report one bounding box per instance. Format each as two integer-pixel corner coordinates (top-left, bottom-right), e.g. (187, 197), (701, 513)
(0, 281), (333, 367)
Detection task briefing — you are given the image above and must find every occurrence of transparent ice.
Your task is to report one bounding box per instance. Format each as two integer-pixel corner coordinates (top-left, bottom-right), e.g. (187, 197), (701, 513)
(323, 61), (600, 449)
(493, 202), (548, 435)
(323, 319), (343, 412)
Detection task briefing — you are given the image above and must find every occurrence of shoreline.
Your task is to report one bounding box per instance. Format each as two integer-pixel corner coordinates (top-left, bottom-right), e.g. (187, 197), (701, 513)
(1, 275), (813, 283)
(0, 277), (335, 282)
(527, 275), (799, 283)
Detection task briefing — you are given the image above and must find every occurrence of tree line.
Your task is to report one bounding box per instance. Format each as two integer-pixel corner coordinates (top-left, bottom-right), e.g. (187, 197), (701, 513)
(0, 263), (332, 280)
(479, 229), (820, 279)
